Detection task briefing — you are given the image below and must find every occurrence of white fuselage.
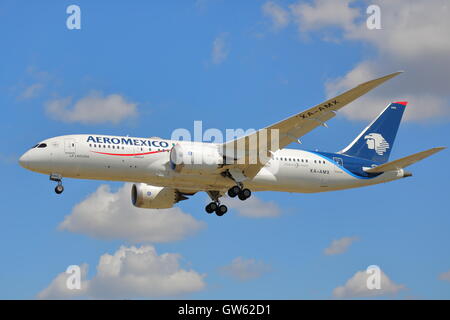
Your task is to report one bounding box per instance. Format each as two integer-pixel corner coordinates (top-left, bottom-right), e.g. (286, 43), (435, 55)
(19, 134), (405, 194)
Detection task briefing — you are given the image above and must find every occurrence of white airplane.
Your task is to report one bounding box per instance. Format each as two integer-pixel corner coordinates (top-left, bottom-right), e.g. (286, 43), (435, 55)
(19, 72), (445, 216)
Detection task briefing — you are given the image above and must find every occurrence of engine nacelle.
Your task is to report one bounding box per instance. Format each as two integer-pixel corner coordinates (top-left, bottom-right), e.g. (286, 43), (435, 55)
(170, 143), (222, 174)
(131, 184), (183, 209)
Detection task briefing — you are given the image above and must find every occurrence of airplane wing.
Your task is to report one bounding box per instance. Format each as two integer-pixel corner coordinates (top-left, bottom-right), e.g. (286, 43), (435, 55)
(221, 71), (403, 178)
(363, 147), (446, 173)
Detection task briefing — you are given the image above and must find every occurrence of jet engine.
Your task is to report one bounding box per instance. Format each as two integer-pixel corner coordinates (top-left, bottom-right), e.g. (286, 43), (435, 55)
(131, 183), (187, 209)
(169, 143), (223, 174)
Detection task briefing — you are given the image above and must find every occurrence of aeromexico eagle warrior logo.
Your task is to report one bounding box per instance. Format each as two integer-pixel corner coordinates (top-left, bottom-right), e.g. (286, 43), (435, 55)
(364, 133), (390, 155)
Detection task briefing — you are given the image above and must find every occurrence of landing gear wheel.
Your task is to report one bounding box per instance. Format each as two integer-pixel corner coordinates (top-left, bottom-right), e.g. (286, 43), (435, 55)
(205, 202), (218, 214)
(215, 205), (228, 216)
(238, 188), (251, 200)
(205, 204), (213, 214)
(55, 184), (64, 194)
(227, 186), (241, 198)
(50, 173), (64, 195)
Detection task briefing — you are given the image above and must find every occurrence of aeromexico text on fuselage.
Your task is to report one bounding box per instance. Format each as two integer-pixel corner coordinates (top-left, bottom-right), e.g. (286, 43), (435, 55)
(86, 135), (173, 148)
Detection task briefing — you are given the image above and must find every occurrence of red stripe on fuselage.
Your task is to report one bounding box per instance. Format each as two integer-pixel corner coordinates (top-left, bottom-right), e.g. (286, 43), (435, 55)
(91, 150), (168, 156)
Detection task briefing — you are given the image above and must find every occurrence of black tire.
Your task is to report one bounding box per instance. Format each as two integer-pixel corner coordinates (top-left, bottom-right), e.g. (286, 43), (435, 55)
(216, 205), (228, 216)
(227, 186), (240, 198)
(55, 185), (64, 194)
(241, 188), (251, 199)
(209, 202), (218, 211)
(238, 188), (251, 200)
(205, 204), (214, 214)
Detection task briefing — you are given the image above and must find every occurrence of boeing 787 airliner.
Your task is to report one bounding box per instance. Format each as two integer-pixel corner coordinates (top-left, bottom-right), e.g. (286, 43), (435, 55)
(19, 72), (445, 216)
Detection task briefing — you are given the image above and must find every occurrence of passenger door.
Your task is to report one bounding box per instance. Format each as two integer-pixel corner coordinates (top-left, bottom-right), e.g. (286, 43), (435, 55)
(64, 138), (76, 156)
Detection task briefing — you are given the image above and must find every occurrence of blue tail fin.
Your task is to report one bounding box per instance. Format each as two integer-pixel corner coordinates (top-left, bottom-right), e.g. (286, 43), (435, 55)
(339, 101), (407, 163)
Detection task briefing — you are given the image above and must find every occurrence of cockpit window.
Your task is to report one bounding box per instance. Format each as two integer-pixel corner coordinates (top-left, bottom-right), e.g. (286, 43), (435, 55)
(32, 144), (39, 148)
(37, 143), (47, 148)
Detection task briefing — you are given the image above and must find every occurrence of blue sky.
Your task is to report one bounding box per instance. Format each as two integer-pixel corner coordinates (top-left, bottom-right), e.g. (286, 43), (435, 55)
(1, 0), (449, 299)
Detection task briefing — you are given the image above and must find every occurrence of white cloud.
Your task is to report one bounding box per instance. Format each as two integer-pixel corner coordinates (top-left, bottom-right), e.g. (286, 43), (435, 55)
(16, 66), (52, 100)
(438, 270), (450, 282)
(325, 61), (450, 123)
(37, 264), (89, 300)
(345, 1), (450, 63)
(222, 195), (281, 218)
(324, 236), (358, 255)
(290, 0), (358, 33)
(272, 0), (450, 122)
(37, 245), (206, 299)
(211, 33), (229, 64)
(262, 2), (290, 31)
(59, 184), (205, 243)
(45, 91), (138, 124)
(19, 83), (44, 100)
(333, 268), (405, 298)
(219, 257), (271, 281)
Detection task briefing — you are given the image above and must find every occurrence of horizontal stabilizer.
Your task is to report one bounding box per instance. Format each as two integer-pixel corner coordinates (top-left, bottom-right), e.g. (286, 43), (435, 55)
(364, 147), (446, 173)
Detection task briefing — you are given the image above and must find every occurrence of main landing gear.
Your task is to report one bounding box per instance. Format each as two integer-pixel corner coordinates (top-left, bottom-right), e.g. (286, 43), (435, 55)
(227, 185), (251, 201)
(205, 185), (252, 217)
(205, 191), (228, 216)
(50, 173), (64, 194)
(205, 202), (228, 216)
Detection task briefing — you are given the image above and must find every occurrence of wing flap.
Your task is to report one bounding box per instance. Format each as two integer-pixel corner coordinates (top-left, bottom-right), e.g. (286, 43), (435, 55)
(364, 147), (446, 173)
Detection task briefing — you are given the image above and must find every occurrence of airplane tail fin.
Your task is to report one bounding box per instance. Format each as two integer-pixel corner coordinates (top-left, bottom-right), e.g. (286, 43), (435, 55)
(339, 101), (407, 163)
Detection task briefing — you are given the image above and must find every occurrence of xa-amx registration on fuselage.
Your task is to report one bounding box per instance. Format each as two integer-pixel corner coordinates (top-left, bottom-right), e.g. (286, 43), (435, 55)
(19, 72), (445, 216)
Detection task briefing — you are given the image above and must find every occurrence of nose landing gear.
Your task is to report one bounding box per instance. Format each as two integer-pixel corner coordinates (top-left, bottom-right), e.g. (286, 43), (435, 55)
(50, 173), (64, 195)
(55, 184), (64, 194)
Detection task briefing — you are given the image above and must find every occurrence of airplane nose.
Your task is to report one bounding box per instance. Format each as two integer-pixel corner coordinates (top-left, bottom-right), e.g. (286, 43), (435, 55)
(19, 153), (29, 169)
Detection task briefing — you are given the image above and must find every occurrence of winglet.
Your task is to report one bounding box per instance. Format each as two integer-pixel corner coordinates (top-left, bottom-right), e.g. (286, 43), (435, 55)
(340, 71), (403, 105)
(361, 71), (403, 87)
